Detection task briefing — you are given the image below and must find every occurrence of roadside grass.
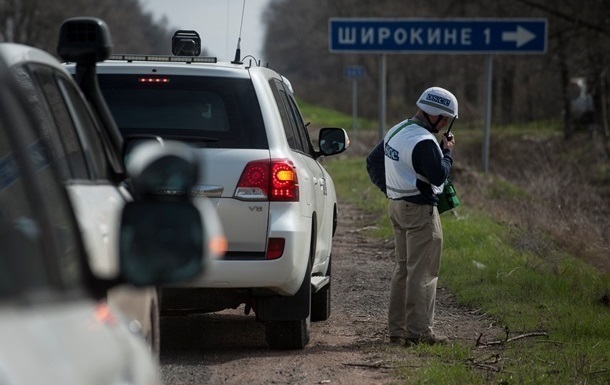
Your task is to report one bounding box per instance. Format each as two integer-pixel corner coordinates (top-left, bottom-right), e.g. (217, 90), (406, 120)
(324, 157), (610, 384)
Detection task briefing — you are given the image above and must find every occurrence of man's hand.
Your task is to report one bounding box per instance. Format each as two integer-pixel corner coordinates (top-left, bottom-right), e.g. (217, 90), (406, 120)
(442, 133), (455, 151)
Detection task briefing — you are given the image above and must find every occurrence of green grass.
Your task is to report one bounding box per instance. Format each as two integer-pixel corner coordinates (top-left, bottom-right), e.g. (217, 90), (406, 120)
(298, 98), (376, 131)
(324, 158), (610, 384)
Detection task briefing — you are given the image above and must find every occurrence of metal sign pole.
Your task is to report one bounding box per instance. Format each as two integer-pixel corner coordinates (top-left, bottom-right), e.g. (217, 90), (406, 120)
(352, 78), (358, 139)
(482, 54), (493, 173)
(379, 53), (387, 141)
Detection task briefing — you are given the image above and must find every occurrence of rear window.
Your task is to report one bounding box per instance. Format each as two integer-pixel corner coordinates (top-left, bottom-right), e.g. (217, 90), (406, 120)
(98, 75), (267, 149)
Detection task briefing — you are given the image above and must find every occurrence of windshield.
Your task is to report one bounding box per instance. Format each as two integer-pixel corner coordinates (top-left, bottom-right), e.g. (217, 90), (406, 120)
(98, 74), (268, 149)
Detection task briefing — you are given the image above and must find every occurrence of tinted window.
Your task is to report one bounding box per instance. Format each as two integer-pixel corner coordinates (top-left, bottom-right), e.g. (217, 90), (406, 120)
(99, 75), (267, 149)
(270, 79), (304, 152)
(0, 99), (84, 298)
(33, 66), (89, 179)
(11, 65), (71, 180)
(56, 76), (109, 180)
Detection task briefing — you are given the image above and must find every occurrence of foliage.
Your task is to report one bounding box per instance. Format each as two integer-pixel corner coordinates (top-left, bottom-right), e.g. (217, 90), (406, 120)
(264, 0), (610, 145)
(325, 155), (610, 384)
(317, 94), (610, 383)
(0, 0), (173, 56)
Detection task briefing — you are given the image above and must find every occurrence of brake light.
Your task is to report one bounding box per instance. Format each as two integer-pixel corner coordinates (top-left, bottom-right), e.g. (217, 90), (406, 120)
(234, 159), (299, 202)
(138, 77), (170, 83)
(266, 238), (285, 260)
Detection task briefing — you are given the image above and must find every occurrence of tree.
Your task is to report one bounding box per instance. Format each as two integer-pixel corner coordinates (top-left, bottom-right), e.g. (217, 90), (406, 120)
(0, 0), (172, 57)
(262, 0), (610, 143)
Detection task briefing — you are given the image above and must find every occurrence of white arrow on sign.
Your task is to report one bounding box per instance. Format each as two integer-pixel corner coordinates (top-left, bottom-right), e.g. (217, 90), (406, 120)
(501, 25), (536, 47)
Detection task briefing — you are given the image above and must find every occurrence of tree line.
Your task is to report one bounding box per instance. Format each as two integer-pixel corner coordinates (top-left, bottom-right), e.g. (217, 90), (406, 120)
(262, 0), (610, 149)
(0, 0), (176, 56)
(2, 0), (608, 151)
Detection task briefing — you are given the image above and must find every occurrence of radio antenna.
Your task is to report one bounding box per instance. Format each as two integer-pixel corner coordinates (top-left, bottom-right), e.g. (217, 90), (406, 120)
(231, 0), (246, 64)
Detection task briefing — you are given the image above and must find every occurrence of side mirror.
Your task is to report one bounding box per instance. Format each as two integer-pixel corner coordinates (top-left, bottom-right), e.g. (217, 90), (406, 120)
(119, 140), (205, 286)
(125, 140), (199, 199)
(119, 200), (203, 286)
(317, 127), (350, 157)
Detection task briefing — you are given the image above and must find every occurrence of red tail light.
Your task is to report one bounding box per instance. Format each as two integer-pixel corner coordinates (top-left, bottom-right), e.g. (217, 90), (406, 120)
(234, 159), (299, 202)
(266, 238), (285, 260)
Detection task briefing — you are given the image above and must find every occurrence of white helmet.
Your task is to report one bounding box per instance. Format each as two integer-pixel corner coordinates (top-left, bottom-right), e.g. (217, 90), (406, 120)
(416, 87), (458, 118)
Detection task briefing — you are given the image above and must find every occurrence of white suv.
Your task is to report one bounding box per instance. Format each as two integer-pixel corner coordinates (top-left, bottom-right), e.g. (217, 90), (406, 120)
(88, 31), (349, 349)
(1, 18), (223, 359)
(0, 50), (206, 384)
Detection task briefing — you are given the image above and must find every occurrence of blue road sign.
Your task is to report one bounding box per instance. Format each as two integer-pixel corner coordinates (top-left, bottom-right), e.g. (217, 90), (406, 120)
(344, 65), (365, 79)
(329, 18), (547, 54)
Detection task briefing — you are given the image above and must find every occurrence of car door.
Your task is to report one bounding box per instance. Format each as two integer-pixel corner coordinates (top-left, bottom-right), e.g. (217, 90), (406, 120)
(271, 79), (331, 263)
(12, 63), (129, 277)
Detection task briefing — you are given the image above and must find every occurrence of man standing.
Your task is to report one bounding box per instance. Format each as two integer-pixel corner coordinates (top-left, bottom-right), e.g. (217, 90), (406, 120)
(375, 87), (458, 346)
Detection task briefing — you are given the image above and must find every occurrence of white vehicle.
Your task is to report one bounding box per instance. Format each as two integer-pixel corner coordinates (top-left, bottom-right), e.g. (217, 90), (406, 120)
(89, 30), (349, 349)
(0, 53), (206, 384)
(0, 18), (225, 359)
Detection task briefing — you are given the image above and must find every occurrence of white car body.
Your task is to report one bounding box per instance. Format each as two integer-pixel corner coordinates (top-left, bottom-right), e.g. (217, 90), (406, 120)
(0, 301), (158, 385)
(90, 48), (349, 349)
(0, 42), (224, 358)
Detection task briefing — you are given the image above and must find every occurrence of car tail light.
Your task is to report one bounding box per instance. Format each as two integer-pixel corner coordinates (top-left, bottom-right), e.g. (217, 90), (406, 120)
(266, 238), (285, 260)
(234, 159), (298, 202)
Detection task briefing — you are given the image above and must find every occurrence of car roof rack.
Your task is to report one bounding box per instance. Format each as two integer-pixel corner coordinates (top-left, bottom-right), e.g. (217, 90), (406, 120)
(108, 54), (217, 64)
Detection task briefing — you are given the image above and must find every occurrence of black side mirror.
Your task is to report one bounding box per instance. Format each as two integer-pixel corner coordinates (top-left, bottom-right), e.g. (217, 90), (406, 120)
(119, 200), (203, 286)
(318, 127), (350, 157)
(125, 140), (199, 199)
(119, 140), (206, 287)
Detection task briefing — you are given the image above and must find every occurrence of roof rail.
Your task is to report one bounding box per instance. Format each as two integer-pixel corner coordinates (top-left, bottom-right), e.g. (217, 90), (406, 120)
(108, 54), (217, 64)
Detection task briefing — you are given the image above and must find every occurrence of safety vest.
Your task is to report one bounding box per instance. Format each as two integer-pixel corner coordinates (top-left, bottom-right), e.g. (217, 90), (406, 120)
(383, 119), (443, 200)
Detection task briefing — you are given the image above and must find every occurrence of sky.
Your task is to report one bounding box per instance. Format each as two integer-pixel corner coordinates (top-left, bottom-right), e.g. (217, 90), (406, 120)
(140, 0), (272, 62)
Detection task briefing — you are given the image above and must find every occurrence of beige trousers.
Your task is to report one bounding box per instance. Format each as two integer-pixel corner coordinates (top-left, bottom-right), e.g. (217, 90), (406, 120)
(387, 199), (443, 339)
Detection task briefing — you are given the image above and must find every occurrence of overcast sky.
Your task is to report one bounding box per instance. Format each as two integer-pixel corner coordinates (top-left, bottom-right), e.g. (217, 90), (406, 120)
(140, 0), (272, 61)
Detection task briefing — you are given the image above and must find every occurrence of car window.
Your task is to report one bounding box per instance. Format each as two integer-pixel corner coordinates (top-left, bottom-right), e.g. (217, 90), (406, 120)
(284, 89), (315, 157)
(11, 65), (72, 180)
(270, 79), (305, 152)
(0, 107), (84, 298)
(99, 74), (267, 149)
(56, 76), (109, 180)
(32, 65), (89, 180)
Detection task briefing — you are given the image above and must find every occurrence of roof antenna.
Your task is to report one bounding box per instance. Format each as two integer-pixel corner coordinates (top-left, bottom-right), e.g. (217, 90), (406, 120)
(231, 0), (246, 64)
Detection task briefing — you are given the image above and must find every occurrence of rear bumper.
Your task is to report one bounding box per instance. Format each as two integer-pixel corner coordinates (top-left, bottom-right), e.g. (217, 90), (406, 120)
(169, 204), (311, 296)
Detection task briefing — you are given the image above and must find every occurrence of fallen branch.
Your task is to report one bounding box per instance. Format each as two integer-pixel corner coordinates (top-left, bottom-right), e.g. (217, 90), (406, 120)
(342, 360), (398, 370)
(484, 331), (549, 346)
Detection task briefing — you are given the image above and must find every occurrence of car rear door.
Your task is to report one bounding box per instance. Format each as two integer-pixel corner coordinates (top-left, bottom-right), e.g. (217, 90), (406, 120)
(270, 79), (330, 240)
(12, 63), (129, 277)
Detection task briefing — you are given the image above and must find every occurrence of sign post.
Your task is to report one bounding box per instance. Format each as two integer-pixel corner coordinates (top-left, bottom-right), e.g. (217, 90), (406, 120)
(329, 18), (547, 172)
(343, 65), (365, 139)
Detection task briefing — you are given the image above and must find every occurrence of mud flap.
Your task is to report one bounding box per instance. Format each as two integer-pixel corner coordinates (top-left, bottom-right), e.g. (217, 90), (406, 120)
(257, 264), (311, 321)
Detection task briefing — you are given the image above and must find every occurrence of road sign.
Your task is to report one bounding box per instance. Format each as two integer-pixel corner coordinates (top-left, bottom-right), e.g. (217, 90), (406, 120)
(329, 18), (547, 54)
(344, 65), (365, 79)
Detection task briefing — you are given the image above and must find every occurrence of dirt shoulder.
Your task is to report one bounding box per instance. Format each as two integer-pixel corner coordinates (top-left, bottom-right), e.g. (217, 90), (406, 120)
(160, 198), (503, 385)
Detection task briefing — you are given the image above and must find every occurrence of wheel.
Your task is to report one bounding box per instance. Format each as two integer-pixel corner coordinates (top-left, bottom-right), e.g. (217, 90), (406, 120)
(265, 315), (310, 350)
